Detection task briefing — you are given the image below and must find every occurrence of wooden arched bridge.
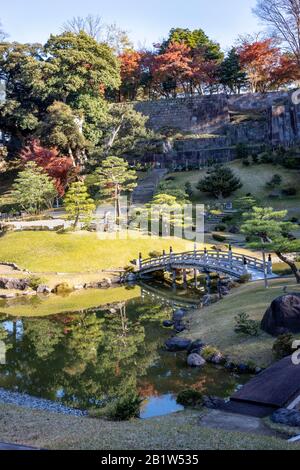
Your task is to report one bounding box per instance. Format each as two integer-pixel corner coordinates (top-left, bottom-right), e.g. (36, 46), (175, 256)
(136, 247), (274, 281)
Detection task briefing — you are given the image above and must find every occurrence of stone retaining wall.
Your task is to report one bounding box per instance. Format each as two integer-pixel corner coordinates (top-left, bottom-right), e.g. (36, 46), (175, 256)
(133, 91), (300, 168)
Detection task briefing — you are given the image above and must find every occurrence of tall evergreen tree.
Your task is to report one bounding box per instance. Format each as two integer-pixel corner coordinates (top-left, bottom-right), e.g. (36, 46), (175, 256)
(197, 166), (243, 199)
(220, 48), (247, 94)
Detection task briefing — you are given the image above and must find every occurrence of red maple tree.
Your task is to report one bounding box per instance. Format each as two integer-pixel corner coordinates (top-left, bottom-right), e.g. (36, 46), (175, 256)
(20, 140), (77, 197)
(238, 38), (282, 93)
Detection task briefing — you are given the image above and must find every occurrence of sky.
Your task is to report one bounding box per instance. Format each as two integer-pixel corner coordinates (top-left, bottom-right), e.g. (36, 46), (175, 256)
(1, 0), (261, 51)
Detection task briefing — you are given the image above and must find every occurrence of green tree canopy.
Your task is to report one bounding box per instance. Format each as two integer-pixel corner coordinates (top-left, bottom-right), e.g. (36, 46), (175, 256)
(95, 156), (137, 222)
(95, 103), (149, 161)
(197, 166), (243, 199)
(11, 161), (57, 214)
(161, 27), (223, 61)
(241, 207), (300, 283)
(64, 181), (96, 229)
(38, 101), (88, 167)
(220, 48), (248, 94)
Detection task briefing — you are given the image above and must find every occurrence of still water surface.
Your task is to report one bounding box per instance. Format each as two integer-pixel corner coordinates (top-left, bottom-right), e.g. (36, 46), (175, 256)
(0, 285), (249, 418)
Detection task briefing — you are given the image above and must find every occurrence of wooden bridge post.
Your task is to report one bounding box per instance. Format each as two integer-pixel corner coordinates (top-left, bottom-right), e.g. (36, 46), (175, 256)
(138, 253), (142, 270)
(183, 269), (187, 288)
(172, 269), (177, 290)
(243, 257), (249, 275)
(228, 245), (233, 269)
(267, 254), (273, 275)
(203, 247), (208, 265)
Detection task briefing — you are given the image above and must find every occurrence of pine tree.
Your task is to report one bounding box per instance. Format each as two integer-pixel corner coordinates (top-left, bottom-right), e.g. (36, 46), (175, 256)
(95, 157), (137, 223)
(64, 181), (96, 229)
(197, 166), (243, 199)
(220, 48), (247, 94)
(241, 207), (300, 284)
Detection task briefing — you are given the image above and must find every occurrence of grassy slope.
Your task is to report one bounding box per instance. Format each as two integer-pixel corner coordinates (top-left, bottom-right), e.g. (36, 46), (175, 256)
(168, 161), (300, 216)
(0, 286), (141, 317)
(0, 405), (296, 450)
(183, 278), (300, 368)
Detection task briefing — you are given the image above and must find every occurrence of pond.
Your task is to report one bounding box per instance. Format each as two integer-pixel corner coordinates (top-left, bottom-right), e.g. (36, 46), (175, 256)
(0, 285), (250, 419)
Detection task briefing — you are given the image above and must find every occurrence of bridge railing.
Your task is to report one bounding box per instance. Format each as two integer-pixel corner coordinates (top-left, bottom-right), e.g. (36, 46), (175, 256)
(138, 249), (269, 274)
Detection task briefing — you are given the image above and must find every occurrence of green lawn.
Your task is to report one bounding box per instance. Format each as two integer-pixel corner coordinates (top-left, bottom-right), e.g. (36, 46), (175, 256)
(0, 286), (141, 317)
(0, 230), (263, 274)
(0, 405), (296, 450)
(183, 277), (300, 368)
(0, 231), (199, 273)
(168, 161), (300, 216)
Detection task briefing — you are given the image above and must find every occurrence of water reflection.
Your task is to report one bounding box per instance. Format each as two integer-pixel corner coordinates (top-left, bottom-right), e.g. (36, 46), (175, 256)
(0, 288), (248, 418)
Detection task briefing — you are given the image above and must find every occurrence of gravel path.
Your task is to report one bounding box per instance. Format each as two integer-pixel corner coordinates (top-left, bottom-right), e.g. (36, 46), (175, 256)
(0, 388), (87, 417)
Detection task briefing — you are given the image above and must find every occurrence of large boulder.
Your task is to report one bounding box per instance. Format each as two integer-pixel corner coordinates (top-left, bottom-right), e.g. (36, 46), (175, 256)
(165, 337), (192, 352)
(261, 294), (300, 336)
(187, 353), (206, 368)
(172, 309), (187, 322)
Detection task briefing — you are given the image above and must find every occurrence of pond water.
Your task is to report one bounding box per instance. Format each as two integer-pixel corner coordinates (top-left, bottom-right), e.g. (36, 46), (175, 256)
(0, 285), (250, 419)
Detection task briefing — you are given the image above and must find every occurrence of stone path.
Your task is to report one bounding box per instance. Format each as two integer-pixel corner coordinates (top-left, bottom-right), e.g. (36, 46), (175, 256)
(132, 169), (168, 204)
(199, 409), (279, 437)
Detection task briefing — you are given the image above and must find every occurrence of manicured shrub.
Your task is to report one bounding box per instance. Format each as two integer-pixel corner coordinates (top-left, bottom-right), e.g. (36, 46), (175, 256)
(176, 389), (203, 407)
(282, 187), (297, 196)
(91, 393), (143, 421)
(273, 334), (294, 359)
(28, 276), (46, 291)
(237, 274), (252, 284)
(149, 250), (162, 258)
(234, 312), (260, 336)
(52, 283), (73, 294)
(185, 182), (193, 198)
(212, 233), (227, 242)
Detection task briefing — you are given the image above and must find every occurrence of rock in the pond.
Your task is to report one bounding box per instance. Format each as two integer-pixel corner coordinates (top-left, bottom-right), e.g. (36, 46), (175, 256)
(261, 294), (300, 336)
(165, 337), (192, 352)
(187, 353), (206, 368)
(163, 320), (174, 328)
(203, 396), (226, 409)
(37, 285), (51, 294)
(271, 408), (300, 427)
(172, 309), (187, 322)
(188, 340), (205, 354)
(210, 352), (226, 365)
(174, 322), (186, 333)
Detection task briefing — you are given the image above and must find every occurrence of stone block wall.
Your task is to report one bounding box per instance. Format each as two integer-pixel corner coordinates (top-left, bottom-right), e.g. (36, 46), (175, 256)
(133, 91), (300, 168)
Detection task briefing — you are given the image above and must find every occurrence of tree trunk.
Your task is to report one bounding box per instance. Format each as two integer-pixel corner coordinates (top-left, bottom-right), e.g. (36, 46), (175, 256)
(276, 251), (300, 284)
(73, 210), (80, 230)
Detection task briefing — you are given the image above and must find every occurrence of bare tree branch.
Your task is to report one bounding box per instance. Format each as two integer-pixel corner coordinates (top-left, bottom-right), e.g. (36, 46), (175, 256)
(62, 14), (104, 42)
(253, 0), (300, 64)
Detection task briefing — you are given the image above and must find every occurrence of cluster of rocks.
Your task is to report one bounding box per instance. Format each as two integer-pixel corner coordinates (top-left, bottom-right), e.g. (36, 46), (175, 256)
(0, 277), (30, 290)
(271, 408), (300, 428)
(163, 308), (189, 334)
(164, 307), (262, 375)
(0, 275), (120, 299)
